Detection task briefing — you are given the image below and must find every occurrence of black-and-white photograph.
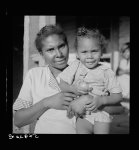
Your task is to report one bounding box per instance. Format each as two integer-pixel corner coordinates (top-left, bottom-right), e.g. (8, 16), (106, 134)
(11, 16), (130, 135)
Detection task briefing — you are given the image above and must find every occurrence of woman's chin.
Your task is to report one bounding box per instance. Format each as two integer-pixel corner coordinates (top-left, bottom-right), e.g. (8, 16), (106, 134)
(55, 63), (68, 70)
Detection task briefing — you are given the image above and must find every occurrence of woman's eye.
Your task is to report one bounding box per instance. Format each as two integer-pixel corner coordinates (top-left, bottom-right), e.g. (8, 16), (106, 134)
(46, 48), (54, 52)
(82, 51), (87, 53)
(59, 44), (66, 49)
(92, 51), (97, 53)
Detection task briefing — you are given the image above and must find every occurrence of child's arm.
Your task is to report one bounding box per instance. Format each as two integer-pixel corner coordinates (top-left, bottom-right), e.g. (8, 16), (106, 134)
(101, 93), (122, 105)
(85, 93), (122, 112)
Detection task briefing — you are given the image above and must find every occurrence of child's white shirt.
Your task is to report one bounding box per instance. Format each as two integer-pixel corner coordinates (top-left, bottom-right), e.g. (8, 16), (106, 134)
(58, 59), (122, 124)
(58, 59), (122, 94)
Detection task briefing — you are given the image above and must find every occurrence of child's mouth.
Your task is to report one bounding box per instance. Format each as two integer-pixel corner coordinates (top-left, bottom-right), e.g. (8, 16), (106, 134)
(86, 61), (95, 65)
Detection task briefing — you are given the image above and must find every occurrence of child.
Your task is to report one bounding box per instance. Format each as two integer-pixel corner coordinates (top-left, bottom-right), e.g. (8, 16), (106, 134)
(58, 27), (122, 134)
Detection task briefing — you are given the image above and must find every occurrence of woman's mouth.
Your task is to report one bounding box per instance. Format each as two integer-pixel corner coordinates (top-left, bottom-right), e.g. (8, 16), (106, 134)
(56, 58), (66, 64)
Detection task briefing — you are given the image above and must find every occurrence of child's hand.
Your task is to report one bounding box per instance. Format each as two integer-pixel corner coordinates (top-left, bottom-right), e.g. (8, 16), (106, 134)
(85, 96), (104, 112)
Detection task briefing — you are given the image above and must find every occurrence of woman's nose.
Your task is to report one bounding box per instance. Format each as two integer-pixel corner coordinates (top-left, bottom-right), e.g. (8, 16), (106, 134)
(56, 49), (62, 57)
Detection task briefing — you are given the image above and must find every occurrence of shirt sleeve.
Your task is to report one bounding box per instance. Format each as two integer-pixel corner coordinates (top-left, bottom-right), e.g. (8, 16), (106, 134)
(119, 59), (127, 70)
(13, 70), (33, 111)
(104, 69), (122, 93)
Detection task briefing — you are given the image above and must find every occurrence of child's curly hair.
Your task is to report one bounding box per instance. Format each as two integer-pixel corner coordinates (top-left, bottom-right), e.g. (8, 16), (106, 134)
(35, 25), (68, 53)
(75, 26), (106, 52)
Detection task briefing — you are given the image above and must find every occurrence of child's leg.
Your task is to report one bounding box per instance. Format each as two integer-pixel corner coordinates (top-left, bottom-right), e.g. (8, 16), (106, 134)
(94, 121), (110, 134)
(76, 117), (94, 134)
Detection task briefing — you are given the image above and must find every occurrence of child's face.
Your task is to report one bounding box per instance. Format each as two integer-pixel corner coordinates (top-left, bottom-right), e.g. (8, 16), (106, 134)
(41, 34), (69, 70)
(77, 37), (101, 69)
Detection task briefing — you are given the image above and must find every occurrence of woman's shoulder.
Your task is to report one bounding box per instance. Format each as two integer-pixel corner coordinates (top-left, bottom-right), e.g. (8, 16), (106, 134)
(27, 66), (49, 77)
(119, 58), (128, 69)
(119, 58), (127, 65)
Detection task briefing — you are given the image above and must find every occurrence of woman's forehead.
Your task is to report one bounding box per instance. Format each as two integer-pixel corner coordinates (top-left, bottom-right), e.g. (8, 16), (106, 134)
(42, 34), (65, 47)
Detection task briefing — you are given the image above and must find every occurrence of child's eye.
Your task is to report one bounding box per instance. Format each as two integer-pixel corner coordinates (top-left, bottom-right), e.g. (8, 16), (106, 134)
(91, 49), (100, 53)
(92, 51), (97, 53)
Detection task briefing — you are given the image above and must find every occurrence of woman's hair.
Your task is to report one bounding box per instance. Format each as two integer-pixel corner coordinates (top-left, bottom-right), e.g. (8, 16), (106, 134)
(35, 25), (68, 53)
(75, 26), (106, 52)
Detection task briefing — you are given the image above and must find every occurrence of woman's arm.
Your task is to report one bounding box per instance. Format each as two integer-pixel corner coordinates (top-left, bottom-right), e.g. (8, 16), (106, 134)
(117, 68), (129, 75)
(117, 58), (130, 76)
(14, 98), (49, 128)
(14, 92), (76, 128)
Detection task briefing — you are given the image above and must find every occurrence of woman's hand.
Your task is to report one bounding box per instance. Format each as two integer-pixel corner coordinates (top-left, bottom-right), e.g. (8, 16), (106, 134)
(44, 92), (76, 110)
(67, 100), (86, 117)
(67, 95), (91, 116)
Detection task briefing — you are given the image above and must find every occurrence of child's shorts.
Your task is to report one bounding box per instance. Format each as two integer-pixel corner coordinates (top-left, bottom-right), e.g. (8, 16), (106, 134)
(84, 110), (113, 125)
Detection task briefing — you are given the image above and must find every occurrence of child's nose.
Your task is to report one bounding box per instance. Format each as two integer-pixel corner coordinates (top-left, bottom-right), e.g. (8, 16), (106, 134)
(87, 52), (93, 58)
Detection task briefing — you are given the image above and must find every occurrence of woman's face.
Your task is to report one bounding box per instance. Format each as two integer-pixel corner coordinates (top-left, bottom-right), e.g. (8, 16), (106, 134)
(77, 37), (101, 69)
(41, 34), (69, 70)
(123, 48), (130, 59)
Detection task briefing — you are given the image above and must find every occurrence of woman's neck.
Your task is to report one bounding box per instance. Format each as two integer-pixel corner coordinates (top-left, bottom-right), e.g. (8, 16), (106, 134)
(49, 65), (68, 78)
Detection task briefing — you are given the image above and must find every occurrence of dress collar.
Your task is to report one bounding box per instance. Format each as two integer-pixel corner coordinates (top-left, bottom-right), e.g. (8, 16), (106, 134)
(48, 66), (61, 92)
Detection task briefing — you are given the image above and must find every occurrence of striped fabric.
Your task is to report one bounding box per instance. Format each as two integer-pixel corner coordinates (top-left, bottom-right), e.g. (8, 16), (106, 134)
(13, 67), (61, 111)
(48, 71), (61, 92)
(13, 98), (33, 111)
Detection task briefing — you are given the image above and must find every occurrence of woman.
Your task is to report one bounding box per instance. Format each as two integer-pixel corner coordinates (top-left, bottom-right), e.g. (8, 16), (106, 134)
(13, 25), (77, 134)
(117, 42), (130, 99)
